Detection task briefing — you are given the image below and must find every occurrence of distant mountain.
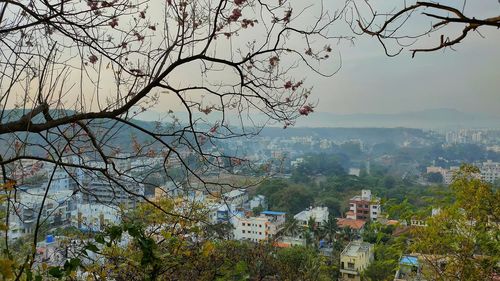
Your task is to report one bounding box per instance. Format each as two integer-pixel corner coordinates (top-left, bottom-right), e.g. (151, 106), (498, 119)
(291, 108), (500, 129)
(137, 108), (500, 129)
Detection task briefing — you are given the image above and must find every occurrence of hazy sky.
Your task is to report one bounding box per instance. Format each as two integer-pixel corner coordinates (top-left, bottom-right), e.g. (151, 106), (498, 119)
(309, 0), (500, 116)
(10, 0), (498, 119)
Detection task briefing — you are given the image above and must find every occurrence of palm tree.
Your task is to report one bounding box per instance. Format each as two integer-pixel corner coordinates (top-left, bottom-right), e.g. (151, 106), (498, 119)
(320, 214), (339, 244)
(281, 216), (301, 238)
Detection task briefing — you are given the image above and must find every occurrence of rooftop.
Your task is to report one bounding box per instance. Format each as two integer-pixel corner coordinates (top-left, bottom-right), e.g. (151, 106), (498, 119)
(400, 255), (419, 267)
(261, 210), (286, 216)
(336, 218), (366, 230)
(342, 240), (373, 257)
(294, 206), (329, 223)
(223, 189), (247, 199)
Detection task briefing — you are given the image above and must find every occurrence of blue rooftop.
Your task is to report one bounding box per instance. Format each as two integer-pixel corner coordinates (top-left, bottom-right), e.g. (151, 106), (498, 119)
(400, 255), (419, 267)
(262, 211), (286, 216)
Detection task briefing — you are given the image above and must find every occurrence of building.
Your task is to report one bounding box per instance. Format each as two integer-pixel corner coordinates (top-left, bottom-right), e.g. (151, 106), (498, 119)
(9, 186), (77, 238)
(340, 240), (374, 281)
(348, 168), (361, 177)
(394, 255), (425, 281)
(71, 203), (121, 232)
(426, 166), (459, 185)
(480, 160), (500, 183)
(336, 218), (367, 233)
(294, 206), (329, 228)
(233, 211), (286, 242)
(247, 195), (267, 210)
(346, 190), (381, 221)
(79, 181), (144, 208)
(222, 189), (248, 208)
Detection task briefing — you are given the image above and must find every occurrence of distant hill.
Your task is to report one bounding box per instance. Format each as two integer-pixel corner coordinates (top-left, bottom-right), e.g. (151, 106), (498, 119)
(137, 108), (500, 129)
(290, 109), (500, 129)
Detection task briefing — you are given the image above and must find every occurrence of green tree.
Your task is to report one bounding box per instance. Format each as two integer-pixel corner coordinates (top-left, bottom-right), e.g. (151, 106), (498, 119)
(411, 165), (500, 280)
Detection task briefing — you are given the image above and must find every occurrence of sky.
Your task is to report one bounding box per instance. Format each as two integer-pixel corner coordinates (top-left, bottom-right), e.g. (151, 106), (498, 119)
(7, 0), (499, 121)
(141, 0), (500, 118)
(306, 0), (500, 116)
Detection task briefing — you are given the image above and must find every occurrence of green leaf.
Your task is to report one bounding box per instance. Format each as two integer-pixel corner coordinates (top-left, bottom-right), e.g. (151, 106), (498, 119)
(85, 243), (100, 253)
(48, 267), (64, 278)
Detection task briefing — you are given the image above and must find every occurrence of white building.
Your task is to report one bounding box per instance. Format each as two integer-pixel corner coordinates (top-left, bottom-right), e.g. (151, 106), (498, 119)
(222, 189), (248, 208)
(346, 190), (380, 221)
(8, 187), (76, 238)
(294, 206), (329, 228)
(480, 160), (500, 183)
(426, 166), (459, 185)
(233, 211), (286, 242)
(248, 195), (267, 210)
(71, 204), (121, 232)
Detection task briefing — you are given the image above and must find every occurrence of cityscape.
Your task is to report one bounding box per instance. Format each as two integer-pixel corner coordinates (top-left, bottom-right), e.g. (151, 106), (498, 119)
(0, 0), (499, 280)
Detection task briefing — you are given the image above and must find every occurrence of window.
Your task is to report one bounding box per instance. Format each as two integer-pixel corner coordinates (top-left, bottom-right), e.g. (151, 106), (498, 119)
(348, 262), (355, 269)
(372, 206), (377, 209)
(242, 223), (245, 226)
(259, 224), (262, 228)
(364, 204), (369, 208)
(242, 230), (245, 233)
(348, 274), (355, 278)
(259, 232), (262, 235)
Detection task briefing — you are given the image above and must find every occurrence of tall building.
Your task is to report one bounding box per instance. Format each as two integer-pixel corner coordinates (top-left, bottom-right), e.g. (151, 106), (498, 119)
(346, 190), (380, 221)
(480, 160), (500, 183)
(339, 240), (374, 281)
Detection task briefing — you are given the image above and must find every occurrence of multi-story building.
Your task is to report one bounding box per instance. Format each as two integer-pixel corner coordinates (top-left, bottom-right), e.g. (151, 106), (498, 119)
(426, 166), (459, 185)
(9, 186), (77, 238)
(340, 240), (374, 281)
(480, 160), (500, 183)
(79, 181), (144, 208)
(346, 190), (380, 221)
(71, 203), (121, 232)
(233, 211), (286, 242)
(294, 206), (329, 228)
(222, 189), (248, 208)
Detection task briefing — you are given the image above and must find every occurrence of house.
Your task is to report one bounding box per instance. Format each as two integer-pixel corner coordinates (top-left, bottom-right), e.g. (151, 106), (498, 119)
(394, 255), (426, 281)
(294, 206), (329, 228)
(336, 218), (367, 233)
(340, 240), (374, 281)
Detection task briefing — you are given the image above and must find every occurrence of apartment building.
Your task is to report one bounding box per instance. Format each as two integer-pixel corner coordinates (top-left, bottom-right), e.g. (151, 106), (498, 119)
(426, 166), (459, 185)
(480, 160), (500, 183)
(222, 189), (248, 208)
(346, 190), (381, 221)
(9, 187), (77, 238)
(79, 181), (144, 208)
(233, 211), (286, 242)
(340, 240), (374, 281)
(71, 203), (121, 232)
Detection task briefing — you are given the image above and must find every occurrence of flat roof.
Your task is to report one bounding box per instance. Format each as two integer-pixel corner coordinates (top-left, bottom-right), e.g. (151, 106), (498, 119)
(262, 211), (286, 215)
(342, 240), (372, 257)
(400, 255), (419, 266)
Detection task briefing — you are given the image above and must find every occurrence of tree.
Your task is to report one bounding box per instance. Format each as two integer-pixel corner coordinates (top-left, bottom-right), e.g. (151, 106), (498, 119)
(425, 172), (443, 184)
(349, 1), (500, 57)
(411, 165), (500, 280)
(0, 0), (346, 276)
